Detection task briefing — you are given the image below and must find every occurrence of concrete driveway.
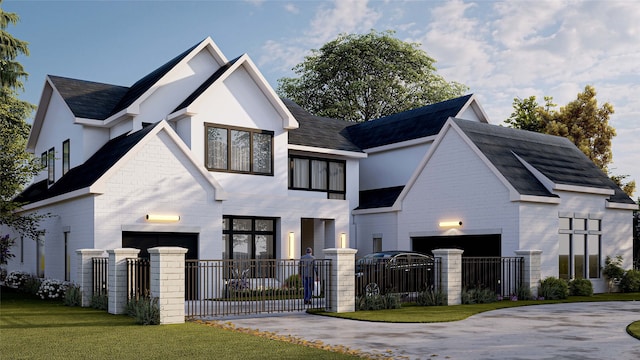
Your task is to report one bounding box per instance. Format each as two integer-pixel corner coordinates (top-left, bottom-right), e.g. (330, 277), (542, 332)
(226, 301), (640, 359)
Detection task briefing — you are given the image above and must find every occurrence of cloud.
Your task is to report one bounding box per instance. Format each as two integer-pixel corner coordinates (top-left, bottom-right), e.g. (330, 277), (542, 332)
(258, 0), (381, 76)
(283, 3), (299, 14)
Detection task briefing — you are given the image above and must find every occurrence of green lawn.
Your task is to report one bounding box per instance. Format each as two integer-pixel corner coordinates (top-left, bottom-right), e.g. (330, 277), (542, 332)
(628, 321), (640, 340)
(312, 292), (640, 323)
(0, 289), (360, 360)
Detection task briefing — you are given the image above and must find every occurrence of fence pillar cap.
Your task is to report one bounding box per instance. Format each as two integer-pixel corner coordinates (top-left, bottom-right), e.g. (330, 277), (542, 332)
(323, 248), (358, 255)
(76, 249), (105, 255)
(432, 248), (464, 255)
(148, 246), (188, 254)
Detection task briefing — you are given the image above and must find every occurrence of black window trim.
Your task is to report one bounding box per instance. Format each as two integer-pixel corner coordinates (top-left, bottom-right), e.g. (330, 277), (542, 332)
(223, 215), (277, 260)
(204, 123), (274, 176)
(62, 139), (70, 175)
(289, 154), (346, 199)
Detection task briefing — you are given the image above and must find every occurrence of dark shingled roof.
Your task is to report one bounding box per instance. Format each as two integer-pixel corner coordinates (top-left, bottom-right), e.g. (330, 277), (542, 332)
(284, 99), (362, 153)
(356, 186), (405, 210)
(16, 124), (159, 204)
(49, 40), (203, 120)
(454, 119), (635, 204)
(48, 76), (129, 120)
(346, 94), (473, 149)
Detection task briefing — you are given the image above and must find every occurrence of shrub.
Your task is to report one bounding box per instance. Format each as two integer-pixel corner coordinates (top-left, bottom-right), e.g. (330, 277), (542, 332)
(417, 289), (447, 306)
(37, 279), (69, 300)
(64, 283), (82, 306)
(356, 293), (401, 311)
(126, 296), (160, 325)
(539, 277), (568, 300)
(90, 293), (109, 310)
(284, 274), (302, 289)
(602, 255), (625, 280)
(568, 278), (593, 296)
(461, 288), (498, 304)
(5, 271), (32, 289)
(620, 269), (640, 293)
(24, 277), (43, 295)
(515, 285), (533, 301)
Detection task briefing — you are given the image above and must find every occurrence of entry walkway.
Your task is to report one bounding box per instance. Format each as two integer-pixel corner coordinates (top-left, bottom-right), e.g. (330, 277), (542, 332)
(226, 302), (640, 359)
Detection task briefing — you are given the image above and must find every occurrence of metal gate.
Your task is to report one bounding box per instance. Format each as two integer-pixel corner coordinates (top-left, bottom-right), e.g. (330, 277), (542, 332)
(185, 258), (332, 318)
(462, 257), (523, 297)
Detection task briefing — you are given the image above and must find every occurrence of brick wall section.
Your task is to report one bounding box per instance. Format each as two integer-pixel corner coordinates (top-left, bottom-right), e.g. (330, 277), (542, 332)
(107, 248), (140, 315)
(75, 249), (106, 307)
(432, 249), (464, 305)
(148, 247), (188, 324)
(323, 248), (357, 313)
(515, 249), (542, 298)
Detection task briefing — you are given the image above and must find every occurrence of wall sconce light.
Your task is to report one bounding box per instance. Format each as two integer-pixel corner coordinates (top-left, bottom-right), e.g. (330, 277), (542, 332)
(288, 232), (295, 259)
(439, 220), (462, 228)
(340, 233), (347, 248)
(146, 214), (180, 222)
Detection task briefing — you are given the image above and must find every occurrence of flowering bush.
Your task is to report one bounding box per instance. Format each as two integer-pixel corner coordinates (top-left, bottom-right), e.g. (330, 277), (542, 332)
(5, 271), (32, 288)
(37, 279), (70, 300)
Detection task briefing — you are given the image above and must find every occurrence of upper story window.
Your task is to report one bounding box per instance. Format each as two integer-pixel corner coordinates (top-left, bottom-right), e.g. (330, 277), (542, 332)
(205, 123), (273, 175)
(289, 155), (345, 199)
(62, 139), (70, 175)
(47, 147), (55, 185)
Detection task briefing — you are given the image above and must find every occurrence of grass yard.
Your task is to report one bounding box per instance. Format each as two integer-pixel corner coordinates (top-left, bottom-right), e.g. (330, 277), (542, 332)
(313, 292), (640, 323)
(628, 321), (640, 340)
(0, 289), (360, 360)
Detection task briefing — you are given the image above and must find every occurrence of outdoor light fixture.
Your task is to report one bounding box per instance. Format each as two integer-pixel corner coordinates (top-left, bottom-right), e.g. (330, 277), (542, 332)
(340, 233), (347, 248)
(145, 214), (180, 222)
(288, 232), (295, 259)
(439, 220), (463, 228)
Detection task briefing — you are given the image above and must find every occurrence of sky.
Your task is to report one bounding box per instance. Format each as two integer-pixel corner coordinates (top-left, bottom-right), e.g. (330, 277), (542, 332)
(4, 0), (639, 196)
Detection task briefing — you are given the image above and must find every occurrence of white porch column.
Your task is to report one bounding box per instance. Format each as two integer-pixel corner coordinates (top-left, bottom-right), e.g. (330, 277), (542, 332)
(323, 248), (357, 313)
(148, 247), (188, 325)
(75, 249), (105, 307)
(107, 248), (140, 315)
(432, 249), (464, 305)
(515, 249), (542, 299)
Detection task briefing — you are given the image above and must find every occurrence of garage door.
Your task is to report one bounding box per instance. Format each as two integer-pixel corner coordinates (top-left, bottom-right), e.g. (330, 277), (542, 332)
(412, 234), (501, 257)
(122, 231), (198, 259)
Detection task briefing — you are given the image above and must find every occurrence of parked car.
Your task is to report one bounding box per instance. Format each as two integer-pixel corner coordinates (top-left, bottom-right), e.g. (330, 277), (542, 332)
(355, 251), (435, 297)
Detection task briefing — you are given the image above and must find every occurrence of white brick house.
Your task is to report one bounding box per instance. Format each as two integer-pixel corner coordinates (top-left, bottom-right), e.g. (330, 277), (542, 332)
(4, 37), (635, 293)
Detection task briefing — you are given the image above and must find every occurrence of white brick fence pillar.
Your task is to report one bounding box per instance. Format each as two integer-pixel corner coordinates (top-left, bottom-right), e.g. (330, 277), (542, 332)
(323, 248), (357, 313)
(432, 249), (464, 305)
(107, 248), (140, 315)
(515, 249), (542, 299)
(75, 249), (105, 307)
(148, 247), (188, 325)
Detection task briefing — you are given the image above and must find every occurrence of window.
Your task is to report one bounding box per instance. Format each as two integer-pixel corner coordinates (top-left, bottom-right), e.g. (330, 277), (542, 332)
(205, 124), (273, 175)
(373, 236), (382, 253)
(558, 216), (601, 279)
(41, 152), (47, 169)
(62, 139), (70, 175)
(47, 147), (55, 185)
(223, 216), (276, 261)
(289, 155), (346, 199)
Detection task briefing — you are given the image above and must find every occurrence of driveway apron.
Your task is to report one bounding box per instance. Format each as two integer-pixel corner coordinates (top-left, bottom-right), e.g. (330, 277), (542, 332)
(225, 301), (640, 360)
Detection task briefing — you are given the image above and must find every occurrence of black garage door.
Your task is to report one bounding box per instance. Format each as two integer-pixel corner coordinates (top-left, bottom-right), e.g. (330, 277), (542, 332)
(122, 232), (198, 260)
(412, 234), (501, 257)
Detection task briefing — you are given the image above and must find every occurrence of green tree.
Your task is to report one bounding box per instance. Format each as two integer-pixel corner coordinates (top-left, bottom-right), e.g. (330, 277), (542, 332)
(506, 85), (635, 197)
(0, 2), (44, 241)
(0, 0), (29, 90)
(277, 30), (468, 122)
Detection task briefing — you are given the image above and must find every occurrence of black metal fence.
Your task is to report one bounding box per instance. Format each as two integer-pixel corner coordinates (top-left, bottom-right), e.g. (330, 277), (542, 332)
(126, 257), (150, 300)
(92, 257), (108, 297)
(355, 257), (441, 302)
(462, 257), (523, 297)
(185, 258), (332, 318)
